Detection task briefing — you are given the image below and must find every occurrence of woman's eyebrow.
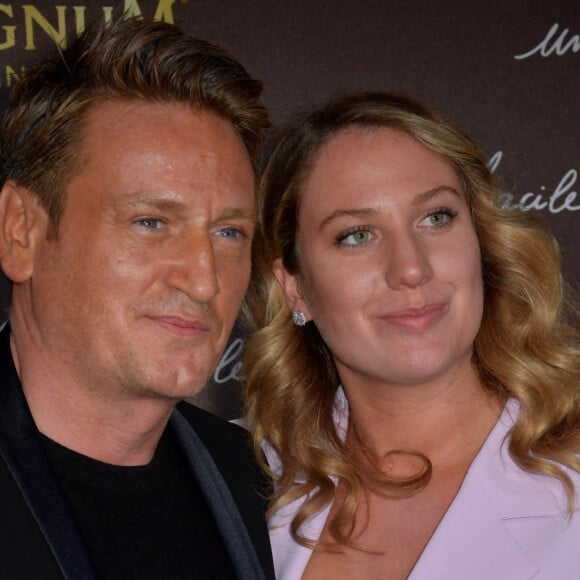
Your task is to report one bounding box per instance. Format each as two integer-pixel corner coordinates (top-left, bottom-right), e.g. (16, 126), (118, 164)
(411, 185), (462, 206)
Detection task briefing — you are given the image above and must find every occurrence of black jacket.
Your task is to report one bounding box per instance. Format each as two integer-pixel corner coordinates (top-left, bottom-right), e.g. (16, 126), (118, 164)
(0, 326), (274, 580)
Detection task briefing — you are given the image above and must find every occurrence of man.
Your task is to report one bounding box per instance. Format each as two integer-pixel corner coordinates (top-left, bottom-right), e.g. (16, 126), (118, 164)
(0, 16), (273, 580)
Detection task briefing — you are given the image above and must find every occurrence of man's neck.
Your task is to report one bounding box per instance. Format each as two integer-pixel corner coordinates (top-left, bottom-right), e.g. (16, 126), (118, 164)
(10, 331), (176, 466)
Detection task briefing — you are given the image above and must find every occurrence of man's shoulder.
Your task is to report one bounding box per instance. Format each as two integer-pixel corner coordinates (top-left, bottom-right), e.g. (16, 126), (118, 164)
(174, 402), (274, 578)
(174, 401), (270, 508)
(175, 401), (247, 440)
(174, 402), (255, 470)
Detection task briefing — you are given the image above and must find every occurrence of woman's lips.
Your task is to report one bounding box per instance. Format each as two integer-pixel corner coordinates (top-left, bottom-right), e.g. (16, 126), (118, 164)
(382, 303), (448, 330)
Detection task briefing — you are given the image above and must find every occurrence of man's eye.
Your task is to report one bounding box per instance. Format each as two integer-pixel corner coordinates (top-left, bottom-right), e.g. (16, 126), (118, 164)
(136, 218), (163, 229)
(218, 227), (244, 239)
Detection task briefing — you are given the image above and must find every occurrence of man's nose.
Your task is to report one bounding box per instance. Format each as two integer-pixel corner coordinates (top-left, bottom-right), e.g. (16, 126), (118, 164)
(168, 231), (220, 304)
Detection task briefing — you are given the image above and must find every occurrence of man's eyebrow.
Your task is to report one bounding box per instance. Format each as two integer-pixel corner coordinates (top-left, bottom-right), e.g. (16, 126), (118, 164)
(318, 186), (461, 231)
(218, 207), (257, 221)
(120, 196), (187, 213)
(117, 198), (256, 220)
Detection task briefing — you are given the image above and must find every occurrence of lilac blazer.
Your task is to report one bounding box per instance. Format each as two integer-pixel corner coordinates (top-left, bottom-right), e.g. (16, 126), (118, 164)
(268, 397), (580, 579)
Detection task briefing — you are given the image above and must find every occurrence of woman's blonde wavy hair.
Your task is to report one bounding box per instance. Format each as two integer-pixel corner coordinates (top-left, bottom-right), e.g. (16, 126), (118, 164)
(244, 92), (580, 549)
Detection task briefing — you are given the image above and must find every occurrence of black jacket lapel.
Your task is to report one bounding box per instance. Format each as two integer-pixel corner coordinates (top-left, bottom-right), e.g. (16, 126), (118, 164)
(0, 326), (97, 580)
(170, 408), (267, 580)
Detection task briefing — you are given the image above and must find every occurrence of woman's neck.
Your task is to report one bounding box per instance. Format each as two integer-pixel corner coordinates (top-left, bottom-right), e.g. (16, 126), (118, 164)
(341, 361), (503, 471)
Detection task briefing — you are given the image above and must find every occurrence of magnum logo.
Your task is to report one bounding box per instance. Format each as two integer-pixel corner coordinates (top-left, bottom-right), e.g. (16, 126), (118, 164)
(0, 0), (183, 86)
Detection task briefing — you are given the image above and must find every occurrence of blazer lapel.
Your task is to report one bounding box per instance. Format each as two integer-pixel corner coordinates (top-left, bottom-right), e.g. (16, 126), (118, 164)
(170, 408), (267, 580)
(409, 476), (540, 579)
(0, 326), (97, 580)
(409, 400), (563, 580)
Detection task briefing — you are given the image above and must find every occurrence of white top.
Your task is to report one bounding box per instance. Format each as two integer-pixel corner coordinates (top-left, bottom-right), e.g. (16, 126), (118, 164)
(266, 392), (580, 579)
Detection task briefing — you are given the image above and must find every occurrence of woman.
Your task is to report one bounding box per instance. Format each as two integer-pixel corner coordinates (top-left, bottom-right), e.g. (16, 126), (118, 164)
(244, 93), (580, 579)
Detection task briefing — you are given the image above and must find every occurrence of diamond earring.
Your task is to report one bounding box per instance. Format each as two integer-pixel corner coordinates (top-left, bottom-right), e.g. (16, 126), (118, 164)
(292, 311), (309, 326)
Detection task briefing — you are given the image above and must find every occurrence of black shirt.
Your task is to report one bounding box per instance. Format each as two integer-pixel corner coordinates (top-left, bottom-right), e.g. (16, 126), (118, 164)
(41, 428), (238, 580)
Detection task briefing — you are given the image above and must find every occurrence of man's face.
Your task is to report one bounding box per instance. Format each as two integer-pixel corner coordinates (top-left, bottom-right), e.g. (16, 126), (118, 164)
(27, 100), (256, 403)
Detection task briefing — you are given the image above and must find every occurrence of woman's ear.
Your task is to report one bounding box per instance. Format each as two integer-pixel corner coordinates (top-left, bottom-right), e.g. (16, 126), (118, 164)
(272, 257), (312, 319)
(0, 181), (48, 283)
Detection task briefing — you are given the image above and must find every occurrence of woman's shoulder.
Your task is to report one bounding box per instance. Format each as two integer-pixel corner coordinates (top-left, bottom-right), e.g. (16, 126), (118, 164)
(476, 399), (580, 509)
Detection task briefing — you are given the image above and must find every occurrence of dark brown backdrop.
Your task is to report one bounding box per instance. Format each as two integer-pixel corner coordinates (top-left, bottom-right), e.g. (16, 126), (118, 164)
(0, 0), (578, 417)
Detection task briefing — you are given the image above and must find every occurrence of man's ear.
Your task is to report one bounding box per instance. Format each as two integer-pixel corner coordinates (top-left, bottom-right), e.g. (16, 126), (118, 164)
(272, 257), (312, 319)
(0, 181), (47, 283)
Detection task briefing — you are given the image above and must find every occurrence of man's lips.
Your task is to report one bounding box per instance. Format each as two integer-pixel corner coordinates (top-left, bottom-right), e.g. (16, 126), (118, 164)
(148, 315), (211, 337)
(381, 303), (448, 330)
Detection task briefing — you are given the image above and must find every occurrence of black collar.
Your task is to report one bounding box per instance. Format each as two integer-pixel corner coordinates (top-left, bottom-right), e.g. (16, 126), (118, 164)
(0, 326), (266, 580)
(0, 325), (97, 579)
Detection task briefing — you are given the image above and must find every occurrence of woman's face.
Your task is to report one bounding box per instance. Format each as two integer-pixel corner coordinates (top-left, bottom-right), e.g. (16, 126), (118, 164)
(274, 127), (484, 390)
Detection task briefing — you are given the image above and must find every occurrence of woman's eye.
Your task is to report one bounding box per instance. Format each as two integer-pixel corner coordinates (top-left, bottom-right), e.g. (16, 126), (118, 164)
(428, 212), (447, 225)
(136, 218), (163, 230)
(421, 209), (456, 228)
(338, 228), (372, 246)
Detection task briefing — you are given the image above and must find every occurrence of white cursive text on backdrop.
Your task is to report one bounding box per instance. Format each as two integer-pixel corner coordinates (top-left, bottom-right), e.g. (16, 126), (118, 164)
(490, 151), (579, 213)
(514, 22), (580, 60)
